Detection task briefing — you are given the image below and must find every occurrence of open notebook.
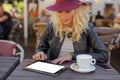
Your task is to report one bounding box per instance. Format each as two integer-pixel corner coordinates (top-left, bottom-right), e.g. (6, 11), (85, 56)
(23, 61), (67, 76)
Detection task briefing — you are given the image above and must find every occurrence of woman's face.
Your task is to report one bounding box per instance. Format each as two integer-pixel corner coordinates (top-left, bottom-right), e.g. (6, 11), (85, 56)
(58, 11), (74, 26)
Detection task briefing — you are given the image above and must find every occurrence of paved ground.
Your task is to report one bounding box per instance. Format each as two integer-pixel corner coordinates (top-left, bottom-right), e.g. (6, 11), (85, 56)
(18, 33), (36, 59)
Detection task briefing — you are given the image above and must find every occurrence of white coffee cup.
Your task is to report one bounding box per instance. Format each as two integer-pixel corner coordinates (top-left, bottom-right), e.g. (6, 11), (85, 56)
(76, 54), (96, 69)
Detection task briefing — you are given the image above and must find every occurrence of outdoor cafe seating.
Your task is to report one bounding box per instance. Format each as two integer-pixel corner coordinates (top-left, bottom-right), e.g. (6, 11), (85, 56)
(0, 40), (24, 80)
(96, 27), (120, 51)
(32, 22), (120, 55)
(96, 27), (120, 71)
(0, 27), (120, 80)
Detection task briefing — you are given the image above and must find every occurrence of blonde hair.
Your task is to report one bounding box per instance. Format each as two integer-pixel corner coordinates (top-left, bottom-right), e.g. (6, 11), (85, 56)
(50, 5), (90, 42)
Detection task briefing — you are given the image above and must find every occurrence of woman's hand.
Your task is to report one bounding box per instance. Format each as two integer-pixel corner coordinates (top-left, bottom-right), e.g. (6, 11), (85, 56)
(32, 51), (47, 61)
(52, 54), (72, 64)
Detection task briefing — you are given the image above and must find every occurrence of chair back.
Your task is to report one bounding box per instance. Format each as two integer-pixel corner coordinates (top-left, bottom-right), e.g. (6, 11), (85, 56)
(0, 40), (24, 62)
(95, 19), (103, 27)
(0, 41), (15, 56)
(33, 22), (46, 48)
(9, 19), (22, 42)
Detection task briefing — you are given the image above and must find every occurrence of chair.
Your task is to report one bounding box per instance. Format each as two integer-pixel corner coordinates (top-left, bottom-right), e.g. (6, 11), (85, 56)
(97, 27), (120, 68)
(33, 22), (46, 48)
(98, 28), (120, 68)
(110, 41), (120, 73)
(95, 19), (103, 27)
(8, 19), (23, 42)
(0, 40), (24, 62)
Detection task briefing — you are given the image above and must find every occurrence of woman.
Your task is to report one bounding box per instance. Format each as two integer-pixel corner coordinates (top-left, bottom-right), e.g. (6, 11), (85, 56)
(38, 9), (49, 23)
(32, 0), (108, 64)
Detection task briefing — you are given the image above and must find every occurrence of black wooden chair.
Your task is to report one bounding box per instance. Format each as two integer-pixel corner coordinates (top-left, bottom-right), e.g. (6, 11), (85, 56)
(110, 46), (120, 73)
(8, 19), (23, 42)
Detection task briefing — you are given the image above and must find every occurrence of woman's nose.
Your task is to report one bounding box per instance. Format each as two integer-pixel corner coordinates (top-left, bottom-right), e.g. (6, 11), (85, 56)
(61, 12), (68, 18)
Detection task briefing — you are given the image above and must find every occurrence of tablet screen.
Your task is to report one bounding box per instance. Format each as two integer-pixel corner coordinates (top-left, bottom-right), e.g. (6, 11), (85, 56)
(26, 61), (65, 74)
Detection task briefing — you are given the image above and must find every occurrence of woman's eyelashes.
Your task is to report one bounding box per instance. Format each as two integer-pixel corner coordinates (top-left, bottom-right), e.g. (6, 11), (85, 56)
(65, 11), (71, 13)
(58, 11), (71, 13)
(58, 11), (62, 13)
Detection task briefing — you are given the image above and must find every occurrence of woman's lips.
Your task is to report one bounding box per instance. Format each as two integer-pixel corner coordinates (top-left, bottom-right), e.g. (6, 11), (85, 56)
(63, 20), (68, 22)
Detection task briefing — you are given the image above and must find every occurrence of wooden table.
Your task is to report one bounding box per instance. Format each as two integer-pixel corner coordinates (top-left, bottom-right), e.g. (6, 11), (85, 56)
(96, 27), (120, 35)
(95, 27), (120, 48)
(7, 59), (120, 80)
(0, 57), (19, 80)
(95, 27), (120, 54)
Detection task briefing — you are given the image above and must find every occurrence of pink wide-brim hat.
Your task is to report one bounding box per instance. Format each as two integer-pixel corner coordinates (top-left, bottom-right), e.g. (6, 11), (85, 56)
(46, 0), (87, 11)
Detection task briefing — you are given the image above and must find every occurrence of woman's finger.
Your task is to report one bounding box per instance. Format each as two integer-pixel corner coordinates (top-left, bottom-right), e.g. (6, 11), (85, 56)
(40, 52), (46, 60)
(52, 58), (62, 64)
(32, 55), (35, 60)
(32, 53), (41, 60)
(59, 58), (66, 64)
(37, 54), (41, 60)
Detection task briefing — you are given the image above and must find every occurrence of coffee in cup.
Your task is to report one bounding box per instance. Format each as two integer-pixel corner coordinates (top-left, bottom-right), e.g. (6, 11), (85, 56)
(76, 54), (96, 69)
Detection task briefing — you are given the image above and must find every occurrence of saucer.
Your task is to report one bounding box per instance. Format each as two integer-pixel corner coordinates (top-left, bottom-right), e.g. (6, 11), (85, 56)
(70, 63), (96, 73)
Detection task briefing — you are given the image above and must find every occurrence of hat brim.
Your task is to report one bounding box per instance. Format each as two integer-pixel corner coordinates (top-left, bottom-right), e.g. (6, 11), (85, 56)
(46, 2), (85, 11)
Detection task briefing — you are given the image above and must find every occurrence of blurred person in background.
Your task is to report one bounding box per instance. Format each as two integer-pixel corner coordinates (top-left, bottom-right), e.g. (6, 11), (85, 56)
(92, 11), (104, 26)
(94, 11), (104, 20)
(28, 9), (37, 36)
(0, 3), (12, 40)
(113, 13), (120, 29)
(38, 9), (50, 23)
(107, 8), (115, 21)
(32, 0), (108, 64)
(0, 24), (3, 37)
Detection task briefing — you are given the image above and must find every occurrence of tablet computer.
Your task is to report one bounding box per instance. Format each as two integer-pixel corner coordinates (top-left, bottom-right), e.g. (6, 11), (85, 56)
(23, 61), (67, 76)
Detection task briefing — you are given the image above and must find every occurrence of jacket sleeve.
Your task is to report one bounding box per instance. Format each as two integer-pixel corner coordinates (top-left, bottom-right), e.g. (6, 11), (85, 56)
(35, 22), (51, 54)
(87, 23), (108, 63)
(72, 23), (108, 63)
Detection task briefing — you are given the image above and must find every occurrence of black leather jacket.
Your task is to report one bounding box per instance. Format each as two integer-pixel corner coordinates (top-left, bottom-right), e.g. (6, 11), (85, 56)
(36, 22), (108, 63)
